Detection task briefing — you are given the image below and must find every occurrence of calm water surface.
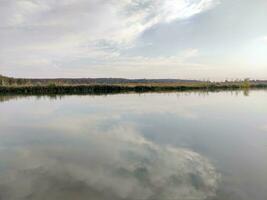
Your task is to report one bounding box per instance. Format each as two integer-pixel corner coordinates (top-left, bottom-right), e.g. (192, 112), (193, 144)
(0, 90), (267, 200)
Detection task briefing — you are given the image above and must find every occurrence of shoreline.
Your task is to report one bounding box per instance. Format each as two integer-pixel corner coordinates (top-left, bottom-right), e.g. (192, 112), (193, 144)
(0, 83), (266, 95)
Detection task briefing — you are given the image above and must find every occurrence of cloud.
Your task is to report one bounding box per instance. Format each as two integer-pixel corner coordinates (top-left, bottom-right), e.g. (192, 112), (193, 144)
(257, 36), (267, 44)
(260, 124), (267, 132)
(1, 45), (204, 78)
(0, 0), (219, 77)
(1, 0), (218, 42)
(262, 36), (267, 43)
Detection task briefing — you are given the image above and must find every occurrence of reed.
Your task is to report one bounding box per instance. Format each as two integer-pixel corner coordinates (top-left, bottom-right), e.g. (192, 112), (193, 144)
(0, 82), (266, 95)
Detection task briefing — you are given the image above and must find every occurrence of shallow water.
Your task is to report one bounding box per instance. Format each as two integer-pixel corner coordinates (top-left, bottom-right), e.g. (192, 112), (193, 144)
(0, 90), (267, 200)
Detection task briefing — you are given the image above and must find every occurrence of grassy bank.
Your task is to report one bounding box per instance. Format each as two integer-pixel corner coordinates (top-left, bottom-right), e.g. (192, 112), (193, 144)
(1, 74), (267, 94)
(0, 82), (266, 95)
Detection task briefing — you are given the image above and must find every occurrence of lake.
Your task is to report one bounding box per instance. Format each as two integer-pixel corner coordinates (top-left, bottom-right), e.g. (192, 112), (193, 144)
(0, 90), (267, 200)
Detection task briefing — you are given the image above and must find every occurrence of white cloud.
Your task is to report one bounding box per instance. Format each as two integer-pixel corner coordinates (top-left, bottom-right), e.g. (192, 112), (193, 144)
(0, 0), (219, 77)
(260, 124), (267, 132)
(1, 47), (206, 78)
(1, 0), (219, 45)
(257, 36), (267, 44)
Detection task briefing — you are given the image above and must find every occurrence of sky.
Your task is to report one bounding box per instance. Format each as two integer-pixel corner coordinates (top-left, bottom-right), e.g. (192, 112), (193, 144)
(0, 0), (267, 80)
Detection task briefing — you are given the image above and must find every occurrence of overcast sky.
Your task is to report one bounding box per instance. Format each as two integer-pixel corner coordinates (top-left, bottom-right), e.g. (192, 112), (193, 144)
(0, 0), (266, 80)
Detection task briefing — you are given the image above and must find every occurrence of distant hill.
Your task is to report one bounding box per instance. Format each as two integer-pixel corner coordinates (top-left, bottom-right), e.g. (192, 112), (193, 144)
(27, 78), (202, 85)
(1, 74), (267, 86)
(0, 75), (205, 86)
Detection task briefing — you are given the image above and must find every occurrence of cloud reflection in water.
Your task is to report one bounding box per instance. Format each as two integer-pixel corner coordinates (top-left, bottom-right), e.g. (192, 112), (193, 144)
(0, 126), (219, 200)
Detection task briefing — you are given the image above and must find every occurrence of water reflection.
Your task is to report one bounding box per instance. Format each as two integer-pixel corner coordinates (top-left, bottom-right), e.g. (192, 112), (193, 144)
(0, 126), (219, 200)
(0, 88), (259, 103)
(1, 90), (267, 200)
